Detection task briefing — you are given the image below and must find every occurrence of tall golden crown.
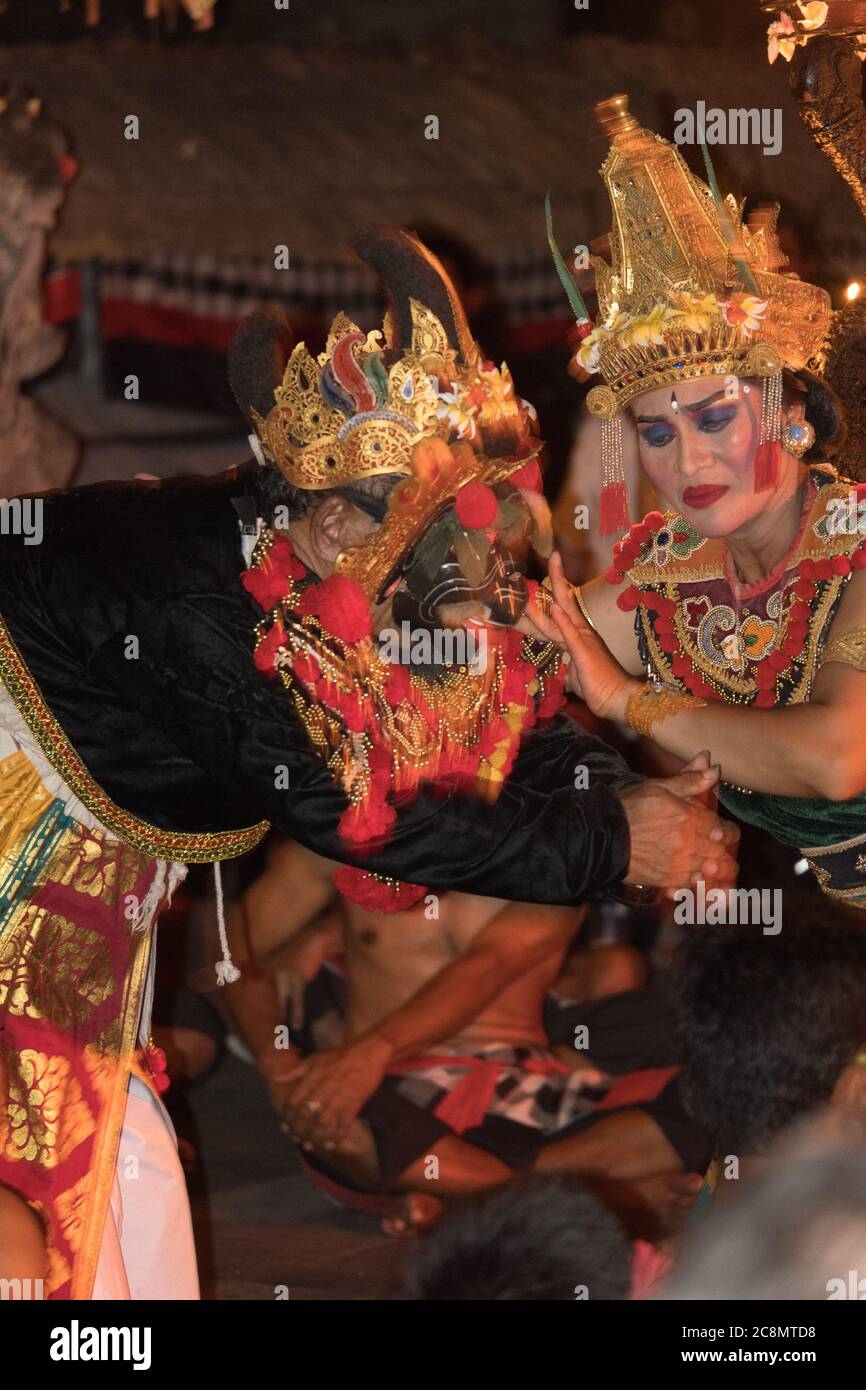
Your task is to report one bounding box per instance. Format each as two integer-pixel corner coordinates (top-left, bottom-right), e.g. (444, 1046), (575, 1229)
(252, 298), (528, 489)
(577, 94), (833, 419)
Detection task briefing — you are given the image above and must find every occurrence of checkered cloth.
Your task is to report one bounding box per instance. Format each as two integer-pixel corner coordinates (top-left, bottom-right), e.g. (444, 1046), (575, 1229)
(386, 1043), (608, 1137)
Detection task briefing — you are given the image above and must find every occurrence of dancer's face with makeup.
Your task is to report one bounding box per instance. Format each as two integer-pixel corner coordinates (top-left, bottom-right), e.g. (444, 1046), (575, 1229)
(630, 376), (801, 538)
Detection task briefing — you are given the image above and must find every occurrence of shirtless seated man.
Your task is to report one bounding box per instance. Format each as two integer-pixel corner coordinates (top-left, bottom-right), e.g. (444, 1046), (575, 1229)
(226, 838), (709, 1234)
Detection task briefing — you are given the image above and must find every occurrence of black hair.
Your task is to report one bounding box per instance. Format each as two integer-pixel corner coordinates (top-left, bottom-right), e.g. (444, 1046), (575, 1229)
(405, 1174), (631, 1301)
(675, 903), (866, 1158)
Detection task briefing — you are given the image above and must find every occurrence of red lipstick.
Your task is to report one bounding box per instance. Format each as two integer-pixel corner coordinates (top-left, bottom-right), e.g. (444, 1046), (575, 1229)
(682, 485), (729, 510)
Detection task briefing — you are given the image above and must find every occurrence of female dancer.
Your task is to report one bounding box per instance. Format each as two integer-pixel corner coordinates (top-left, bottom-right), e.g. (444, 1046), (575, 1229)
(537, 95), (866, 907)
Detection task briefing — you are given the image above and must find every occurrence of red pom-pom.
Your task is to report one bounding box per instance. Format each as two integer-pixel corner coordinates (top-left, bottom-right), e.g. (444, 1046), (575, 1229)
(297, 574), (372, 644)
(754, 690), (777, 708)
(852, 542), (866, 569)
(455, 482), (499, 530)
(241, 536), (305, 610)
(643, 510), (666, 531)
(653, 595), (677, 618)
(604, 566), (625, 585)
(830, 554), (853, 575)
(153, 1071), (171, 1094)
(630, 523), (651, 545)
(502, 668), (532, 705)
(755, 664), (777, 690)
(338, 796), (396, 846)
(616, 585), (642, 612)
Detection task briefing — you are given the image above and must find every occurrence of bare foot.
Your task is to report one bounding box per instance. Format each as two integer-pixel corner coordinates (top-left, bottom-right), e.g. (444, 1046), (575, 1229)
(587, 1169), (704, 1243)
(381, 1192), (445, 1237)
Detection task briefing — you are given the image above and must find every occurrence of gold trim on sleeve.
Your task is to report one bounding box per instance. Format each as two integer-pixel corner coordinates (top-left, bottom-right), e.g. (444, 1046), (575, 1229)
(0, 614), (269, 863)
(819, 626), (866, 672)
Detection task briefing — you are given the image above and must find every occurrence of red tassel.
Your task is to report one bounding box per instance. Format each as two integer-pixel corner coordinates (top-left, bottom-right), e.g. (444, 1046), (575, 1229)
(754, 439), (780, 492)
(599, 481), (630, 535)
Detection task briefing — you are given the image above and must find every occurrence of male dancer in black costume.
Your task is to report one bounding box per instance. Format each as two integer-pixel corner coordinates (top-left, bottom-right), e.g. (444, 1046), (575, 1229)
(0, 226), (735, 1298)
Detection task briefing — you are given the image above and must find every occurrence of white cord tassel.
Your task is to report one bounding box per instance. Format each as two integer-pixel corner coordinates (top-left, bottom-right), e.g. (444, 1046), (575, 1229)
(213, 860), (240, 985)
(130, 859), (186, 933)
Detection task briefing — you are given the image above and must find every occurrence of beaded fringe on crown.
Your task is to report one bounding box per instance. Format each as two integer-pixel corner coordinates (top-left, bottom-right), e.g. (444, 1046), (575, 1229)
(755, 370), (783, 493)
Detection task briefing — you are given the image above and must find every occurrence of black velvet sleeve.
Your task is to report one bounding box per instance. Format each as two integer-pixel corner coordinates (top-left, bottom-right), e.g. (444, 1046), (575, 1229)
(101, 589), (641, 905)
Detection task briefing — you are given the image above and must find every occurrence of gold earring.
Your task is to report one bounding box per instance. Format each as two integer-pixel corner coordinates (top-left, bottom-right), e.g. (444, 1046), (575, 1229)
(781, 419), (815, 458)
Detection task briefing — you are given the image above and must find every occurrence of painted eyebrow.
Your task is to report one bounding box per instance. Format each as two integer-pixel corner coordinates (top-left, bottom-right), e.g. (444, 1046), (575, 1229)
(635, 389), (730, 423)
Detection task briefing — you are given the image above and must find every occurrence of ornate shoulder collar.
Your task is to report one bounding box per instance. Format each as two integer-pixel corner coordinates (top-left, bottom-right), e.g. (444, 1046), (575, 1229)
(604, 469), (866, 708)
(620, 470), (866, 592)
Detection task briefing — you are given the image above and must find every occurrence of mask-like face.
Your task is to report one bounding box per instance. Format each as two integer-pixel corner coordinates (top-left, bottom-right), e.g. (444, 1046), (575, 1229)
(390, 482), (539, 636)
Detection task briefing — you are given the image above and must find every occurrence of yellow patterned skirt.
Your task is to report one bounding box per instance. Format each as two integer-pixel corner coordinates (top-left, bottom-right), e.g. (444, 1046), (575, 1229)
(0, 692), (183, 1298)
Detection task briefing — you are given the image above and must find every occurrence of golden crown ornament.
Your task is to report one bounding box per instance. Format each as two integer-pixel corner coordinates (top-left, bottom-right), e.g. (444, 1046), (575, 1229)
(251, 299), (530, 495)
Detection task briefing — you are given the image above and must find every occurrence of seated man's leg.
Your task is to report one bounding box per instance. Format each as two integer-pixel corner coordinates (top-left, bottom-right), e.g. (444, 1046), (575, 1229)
(309, 1087), (513, 1196)
(393, 1136), (512, 1194)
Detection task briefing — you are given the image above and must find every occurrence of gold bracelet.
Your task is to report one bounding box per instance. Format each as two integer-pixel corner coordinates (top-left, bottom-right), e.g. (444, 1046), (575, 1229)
(819, 626), (866, 672)
(624, 681), (707, 738)
(573, 585), (600, 635)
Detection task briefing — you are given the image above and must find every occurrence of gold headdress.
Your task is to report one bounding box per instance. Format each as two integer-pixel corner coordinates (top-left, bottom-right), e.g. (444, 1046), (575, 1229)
(250, 299), (526, 492)
(552, 94), (833, 531)
(231, 225), (540, 600)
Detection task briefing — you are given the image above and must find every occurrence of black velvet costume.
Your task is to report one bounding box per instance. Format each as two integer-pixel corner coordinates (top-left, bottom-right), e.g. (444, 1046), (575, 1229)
(0, 462), (639, 899)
